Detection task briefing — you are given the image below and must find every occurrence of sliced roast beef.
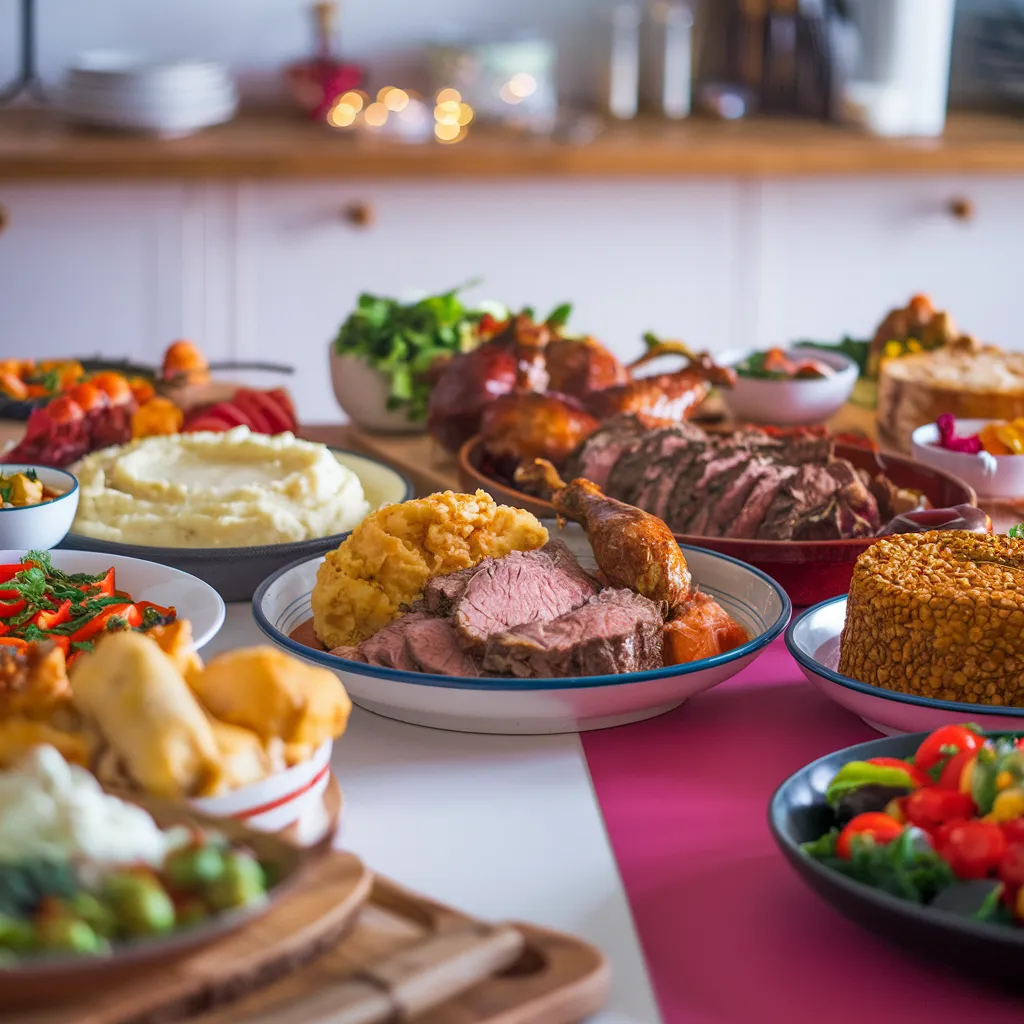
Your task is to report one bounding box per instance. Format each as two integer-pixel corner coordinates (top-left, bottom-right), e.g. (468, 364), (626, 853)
(702, 459), (774, 538)
(353, 612), (432, 671)
(482, 588), (663, 678)
(401, 617), (480, 676)
(565, 414), (650, 487)
(725, 464), (796, 538)
(453, 540), (598, 645)
(422, 565), (482, 616)
(757, 463), (842, 540)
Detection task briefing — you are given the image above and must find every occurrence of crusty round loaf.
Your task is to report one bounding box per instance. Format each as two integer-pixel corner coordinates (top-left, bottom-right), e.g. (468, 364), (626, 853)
(877, 344), (1024, 452)
(838, 531), (1024, 705)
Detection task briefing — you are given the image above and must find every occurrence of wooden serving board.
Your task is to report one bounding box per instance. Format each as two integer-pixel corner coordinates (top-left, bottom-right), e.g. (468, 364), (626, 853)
(12, 850), (608, 1024)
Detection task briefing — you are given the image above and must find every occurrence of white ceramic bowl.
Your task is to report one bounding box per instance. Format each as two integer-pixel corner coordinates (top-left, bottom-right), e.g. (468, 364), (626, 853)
(252, 522), (791, 735)
(0, 548), (225, 651)
(911, 418), (1024, 499)
(0, 466), (79, 550)
(720, 347), (858, 426)
(190, 739), (332, 833)
(330, 350), (427, 434)
(787, 596), (1024, 736)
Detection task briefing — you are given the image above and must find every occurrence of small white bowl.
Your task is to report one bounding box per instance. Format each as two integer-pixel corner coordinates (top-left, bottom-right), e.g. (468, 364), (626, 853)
(190, 739), (333, 833)
(911, 419), (1024, 499)
(787, 596), (1024, 736)
(329, 350), (427, 434)
(720, 347), (858, 426)
(0, 466), (79, 550)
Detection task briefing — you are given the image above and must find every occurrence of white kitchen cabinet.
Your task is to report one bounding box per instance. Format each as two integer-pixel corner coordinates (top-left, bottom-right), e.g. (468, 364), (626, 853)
(232, 181), (744, 422)
(752, 177), (1024, 349)
(0, 185), (216, 366)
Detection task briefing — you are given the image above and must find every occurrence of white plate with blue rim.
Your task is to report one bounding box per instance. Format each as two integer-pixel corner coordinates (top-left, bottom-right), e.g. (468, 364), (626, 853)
(0, 548), (226, 652)
(787, 596), (1024, 736)
(252, 522), (791, 735)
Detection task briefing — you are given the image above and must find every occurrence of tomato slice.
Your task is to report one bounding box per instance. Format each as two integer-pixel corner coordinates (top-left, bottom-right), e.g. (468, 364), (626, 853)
(937, 820), (1007, 880)
(903, 787), (975, 830)
(913, 724), (985, 772)
(836, 812), (904, 859)
(866, 757), (932, 788)
(33, 599), (71, 631)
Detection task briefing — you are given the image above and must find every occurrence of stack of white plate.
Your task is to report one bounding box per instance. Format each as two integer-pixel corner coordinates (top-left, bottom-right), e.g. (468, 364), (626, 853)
(59, 52), (238, 138)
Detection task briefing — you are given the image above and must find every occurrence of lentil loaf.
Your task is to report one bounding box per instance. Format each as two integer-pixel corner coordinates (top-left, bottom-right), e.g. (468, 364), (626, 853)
(838, 531), (1024, 705)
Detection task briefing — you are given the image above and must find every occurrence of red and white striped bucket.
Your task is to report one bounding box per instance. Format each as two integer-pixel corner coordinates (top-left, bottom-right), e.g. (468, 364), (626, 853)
(190, 740), (333, 833)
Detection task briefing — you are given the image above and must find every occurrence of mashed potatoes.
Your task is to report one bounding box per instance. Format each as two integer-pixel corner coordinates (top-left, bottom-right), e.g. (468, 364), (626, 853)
(73, 427), (370, 548)
(312, 490), (548, 648)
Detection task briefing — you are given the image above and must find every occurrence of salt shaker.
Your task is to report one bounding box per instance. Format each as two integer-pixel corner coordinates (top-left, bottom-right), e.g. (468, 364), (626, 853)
(608, 4), (643, 119)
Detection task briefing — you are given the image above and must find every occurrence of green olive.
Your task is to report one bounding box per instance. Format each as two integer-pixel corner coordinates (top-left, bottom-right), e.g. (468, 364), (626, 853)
(69, 892), (117, 939)
(165, 845), (225, 890)
(0, 912), (37, 952)
(102, 875), (175, 937)
(205, 853), (267, 912)
(36, 914), (107, 955)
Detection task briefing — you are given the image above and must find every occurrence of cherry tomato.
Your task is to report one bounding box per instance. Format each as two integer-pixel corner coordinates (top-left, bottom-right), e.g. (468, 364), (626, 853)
(998, 843), (1024, 894)
(836, 813), (904, 859)
(866, 757), (932, 789)
(938, 820), (1007, 880)
(904, 787), (975, 831)
(1002, 819), (1024, 845)
(913, 725), (984, 772)
(937, 747), (979, 790)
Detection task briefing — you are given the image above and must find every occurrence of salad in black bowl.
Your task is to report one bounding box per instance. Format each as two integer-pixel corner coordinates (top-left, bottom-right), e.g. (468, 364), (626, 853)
(770, 725), (1024, 984)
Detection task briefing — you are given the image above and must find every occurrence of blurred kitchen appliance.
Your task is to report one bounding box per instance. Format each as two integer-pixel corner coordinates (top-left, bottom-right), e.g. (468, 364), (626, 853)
(428, 40), (557, 132)
(284, 1), (363, 121)
(642, 1), (695, 118)
(842, 0), (955, 136)
(58, 55), (238, 137)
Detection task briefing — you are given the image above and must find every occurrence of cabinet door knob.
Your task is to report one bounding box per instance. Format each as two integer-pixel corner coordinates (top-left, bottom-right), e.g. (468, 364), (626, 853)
(343, 201), (374, 227)
(948, 197), (974, 221)
(0, 203), (8, 235)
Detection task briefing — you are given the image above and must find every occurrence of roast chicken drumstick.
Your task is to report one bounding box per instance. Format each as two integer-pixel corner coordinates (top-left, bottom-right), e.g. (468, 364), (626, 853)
(516, 459), (693, 610)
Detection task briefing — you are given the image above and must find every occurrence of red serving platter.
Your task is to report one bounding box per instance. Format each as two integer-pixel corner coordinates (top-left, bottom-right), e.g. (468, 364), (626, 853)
(458, 436), (977, 607)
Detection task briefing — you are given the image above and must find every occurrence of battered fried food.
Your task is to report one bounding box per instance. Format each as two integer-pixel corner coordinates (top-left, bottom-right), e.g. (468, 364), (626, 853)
(0, 642), (70, 720)
(311, 489), (549, 648)
(0, 717), (93, 769)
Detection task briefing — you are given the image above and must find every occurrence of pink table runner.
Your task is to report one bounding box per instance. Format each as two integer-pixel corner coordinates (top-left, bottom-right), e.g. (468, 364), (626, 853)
(582, 638), (1024, 1024)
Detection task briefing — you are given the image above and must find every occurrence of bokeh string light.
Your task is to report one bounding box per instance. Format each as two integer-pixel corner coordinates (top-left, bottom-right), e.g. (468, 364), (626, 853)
(325, 85), (472, 144)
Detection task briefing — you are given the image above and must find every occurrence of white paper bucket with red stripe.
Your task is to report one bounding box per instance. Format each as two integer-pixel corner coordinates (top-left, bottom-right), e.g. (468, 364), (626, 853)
(190, 740), (333, 833)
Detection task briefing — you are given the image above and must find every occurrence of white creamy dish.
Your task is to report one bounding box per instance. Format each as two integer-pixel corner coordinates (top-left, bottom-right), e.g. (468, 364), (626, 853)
(72, 427), (371, 547)
(0, 745), (175, 866)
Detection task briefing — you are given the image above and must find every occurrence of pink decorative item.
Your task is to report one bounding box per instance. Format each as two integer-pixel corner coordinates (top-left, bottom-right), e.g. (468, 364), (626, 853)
(284, 1), (363, 121)
(935, 412), (983, 454)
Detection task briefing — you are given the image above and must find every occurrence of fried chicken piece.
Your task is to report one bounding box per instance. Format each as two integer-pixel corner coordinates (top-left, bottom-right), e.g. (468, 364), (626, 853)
(662, 592), (749, 666)
(480, 392), (600, 468)
(0, 642), (71, 720)
(0, 717), (94, 769)
(516, 460), (691, 610)
(144, 619), (204, 678)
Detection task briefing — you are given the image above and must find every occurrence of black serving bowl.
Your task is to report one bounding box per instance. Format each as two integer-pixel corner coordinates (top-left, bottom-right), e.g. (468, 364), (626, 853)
(768, 730), (1024, 986)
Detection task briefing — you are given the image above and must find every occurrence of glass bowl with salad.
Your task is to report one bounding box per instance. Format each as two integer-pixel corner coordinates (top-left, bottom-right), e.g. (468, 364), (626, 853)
(0, 465), (78, 551)
(720, 347), (858, 427)
(330, 285), (506, 433)
(770, 725), (1024, 983)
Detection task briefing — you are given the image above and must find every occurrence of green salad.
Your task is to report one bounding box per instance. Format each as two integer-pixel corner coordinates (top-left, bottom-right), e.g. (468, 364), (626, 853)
(333, 286), (503, 423)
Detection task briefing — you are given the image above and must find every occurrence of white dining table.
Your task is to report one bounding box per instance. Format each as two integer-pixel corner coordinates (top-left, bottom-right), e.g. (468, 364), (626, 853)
(207, 603), (663, 1024)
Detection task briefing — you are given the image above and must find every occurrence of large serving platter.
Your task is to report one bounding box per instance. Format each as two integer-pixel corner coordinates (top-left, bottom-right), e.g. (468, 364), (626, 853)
(458, 436), (977, 607)
(787, 596), (1024, 735)
(61, 448), (413, 603)
(0, 547), (225, 650)
(769, 730), (1024, 983)
(252, 521), (790, 735)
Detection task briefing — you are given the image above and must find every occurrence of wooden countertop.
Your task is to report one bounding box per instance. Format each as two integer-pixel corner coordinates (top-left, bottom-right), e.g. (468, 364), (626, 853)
(4, 108), (1024, 180)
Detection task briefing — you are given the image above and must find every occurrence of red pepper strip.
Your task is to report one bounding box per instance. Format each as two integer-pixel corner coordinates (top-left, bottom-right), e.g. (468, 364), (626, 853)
(33, 599), (71, 631)
(45, 634), (70, 656)
(0, 638), (27, 650)
(80, 567), (115, 598)
(69, 603), (142, 644)
(136, 600), (176, 619)
(0, 565), (27, 585)
(0, 598), (25, 618)
(66, 650), (82, 669)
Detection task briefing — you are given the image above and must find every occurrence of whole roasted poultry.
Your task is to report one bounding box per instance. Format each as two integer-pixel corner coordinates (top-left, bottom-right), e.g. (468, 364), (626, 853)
(426, 312), (735, 467)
